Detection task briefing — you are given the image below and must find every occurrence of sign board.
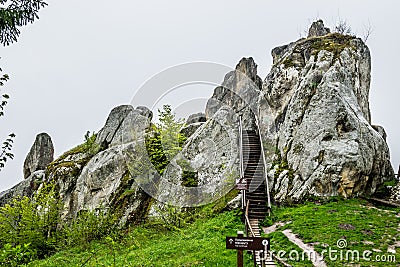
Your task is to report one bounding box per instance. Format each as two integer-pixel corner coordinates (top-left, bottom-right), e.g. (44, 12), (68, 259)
(235, 179), (248, 190)
(226, 236), (270, 251)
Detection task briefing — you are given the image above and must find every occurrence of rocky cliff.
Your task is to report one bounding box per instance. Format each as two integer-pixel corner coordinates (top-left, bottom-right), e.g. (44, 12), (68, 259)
(0, 20), (395, 222)
(203, 20), (394, 202)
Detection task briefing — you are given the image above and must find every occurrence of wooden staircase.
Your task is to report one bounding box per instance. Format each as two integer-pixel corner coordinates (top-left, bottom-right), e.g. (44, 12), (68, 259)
(243, 130), (269, 220)
(241, 129), (275, 267)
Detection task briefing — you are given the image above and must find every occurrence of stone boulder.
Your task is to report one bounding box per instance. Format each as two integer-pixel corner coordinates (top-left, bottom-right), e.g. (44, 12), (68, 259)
(205, 57), (262, 130)
(181, 112), (207, 138)
(0, 170), (44, 205)
(156, 107), (239, 207)
(72, 141), (151, 225)
(259, 22), (394, 201)
(58, 105), (153, 223)
(308, 20), (331, 38)
(23, 133), (54, 179)
(96, 105), (152, 149)
(186, 112), (206, 124)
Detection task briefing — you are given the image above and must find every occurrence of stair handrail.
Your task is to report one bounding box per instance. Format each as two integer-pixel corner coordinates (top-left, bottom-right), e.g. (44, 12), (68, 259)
(239, 115), (246, 210)
(239, 115), (245, 180)
(245, 199), (256, 237)
(254, 112), (272, 216)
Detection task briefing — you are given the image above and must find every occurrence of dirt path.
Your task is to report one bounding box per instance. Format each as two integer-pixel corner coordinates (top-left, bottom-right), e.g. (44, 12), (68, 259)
(281, 229), (327, 267)
(262, 221), (291, 234)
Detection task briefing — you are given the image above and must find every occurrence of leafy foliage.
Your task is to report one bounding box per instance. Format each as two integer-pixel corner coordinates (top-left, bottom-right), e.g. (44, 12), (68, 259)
(0, 182), (61, 260)
(0, 69), (14, 170)
(0, 182), (120, 265)
(157, 105), (186, 160)
(145, 105), (186, 175)
(59, 209), (120, 249)
(176, 158), (198, 187)
(0, 243), (35, 266)
(0, 0), (48, 46)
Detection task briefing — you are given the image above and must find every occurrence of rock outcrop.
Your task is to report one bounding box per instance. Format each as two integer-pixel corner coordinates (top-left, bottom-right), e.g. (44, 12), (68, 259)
(261, 21), (393, 201)
(203, 20), (394, 202)
(23, 133), (54, 179)
(96, 105), (152, 149)
(206, 57), (262, 130)
(56, 105), (153, 223)
(0, 170), (44, 206)
(157, 107), (239, 206)
(308, 20), (331, 37)
(186, 112), (206, 124)
(181, 112), (207, 138)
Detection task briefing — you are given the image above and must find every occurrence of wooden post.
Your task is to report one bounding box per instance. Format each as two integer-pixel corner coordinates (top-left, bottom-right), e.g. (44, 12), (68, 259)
(237, 231), (244, 267)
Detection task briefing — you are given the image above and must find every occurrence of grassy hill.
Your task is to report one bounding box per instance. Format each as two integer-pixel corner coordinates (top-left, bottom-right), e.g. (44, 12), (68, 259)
(25, 198), (399, 267)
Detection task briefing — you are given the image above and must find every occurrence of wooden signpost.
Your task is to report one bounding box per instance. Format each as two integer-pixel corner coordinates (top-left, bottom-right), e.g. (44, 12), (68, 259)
(235, 178), (248, 190)
(226, 231), (270, 267)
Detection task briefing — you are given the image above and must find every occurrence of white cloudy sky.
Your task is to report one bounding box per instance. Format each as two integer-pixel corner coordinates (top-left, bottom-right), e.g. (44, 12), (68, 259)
(0, 0), (399, 191)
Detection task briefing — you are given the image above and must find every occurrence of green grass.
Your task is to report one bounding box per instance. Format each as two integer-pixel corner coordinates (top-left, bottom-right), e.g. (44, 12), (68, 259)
(26, 198), (399, 267)
(263, 198), (399, 267)
(27, 211), (255, 267)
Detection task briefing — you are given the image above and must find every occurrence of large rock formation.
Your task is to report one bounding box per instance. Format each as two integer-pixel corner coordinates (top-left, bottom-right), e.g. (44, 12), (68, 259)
(55, 105), (153, 223)
(23, 133), (54, 179)
(203, 21), (394, 202)
(157, 107), (239, 207)
(261, 22), (394, 201)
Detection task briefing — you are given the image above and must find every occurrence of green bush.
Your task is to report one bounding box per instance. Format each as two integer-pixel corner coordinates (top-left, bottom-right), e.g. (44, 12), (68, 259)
(145, 105), (186, 175)
(0, 243), (35, 267)
(60, 209), (120, 248)
(0, 182), (61, 260)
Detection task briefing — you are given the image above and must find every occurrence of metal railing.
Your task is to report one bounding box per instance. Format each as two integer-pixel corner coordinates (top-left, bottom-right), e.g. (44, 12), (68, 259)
(239, 115), (246, 210)
(254, 113), (272, 216)
(245, 199), (256, 237)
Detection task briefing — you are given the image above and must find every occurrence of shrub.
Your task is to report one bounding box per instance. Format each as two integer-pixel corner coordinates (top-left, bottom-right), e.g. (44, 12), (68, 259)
(60, 209), (120, 248)
(0, 243), (35, 267)
(0, 182), (61, 260)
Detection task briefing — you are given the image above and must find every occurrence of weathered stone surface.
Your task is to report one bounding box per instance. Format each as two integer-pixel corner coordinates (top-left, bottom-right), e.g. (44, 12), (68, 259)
(136, 106), (153, 120)
(180, 122), (204, 138)
(96, 105), (133, 148)
(198, 21), (394, 203)
(23, 133), (54, 179)
(0, 20), (395, 222)
(58, 108), (152, 222)
(259, 24), (393, 202)
(0, 170), (44, 205)
(205, 57), (262, 130)
(372, 125), (387, 141)
(156, 107), (239, 207)
(96, 105), (152, 149)
(225, 193), (241, 210)
(186, 112), (206, 124)
(308, 20), (330, 38)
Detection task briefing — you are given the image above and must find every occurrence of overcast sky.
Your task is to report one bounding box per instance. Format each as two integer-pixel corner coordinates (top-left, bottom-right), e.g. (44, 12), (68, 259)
(0, 0), (399, 191)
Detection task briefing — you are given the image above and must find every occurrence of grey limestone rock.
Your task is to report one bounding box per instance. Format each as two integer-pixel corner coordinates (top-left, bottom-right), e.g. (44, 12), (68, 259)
(23, 133), (54, 179)
(205, 57), (262, 130)
(186, 112), (206, 125)
(0, 170), (44, 205)
(308, 20), (331, 38)
(96, 105), (152, 149)
(260, 24), (393, 201)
